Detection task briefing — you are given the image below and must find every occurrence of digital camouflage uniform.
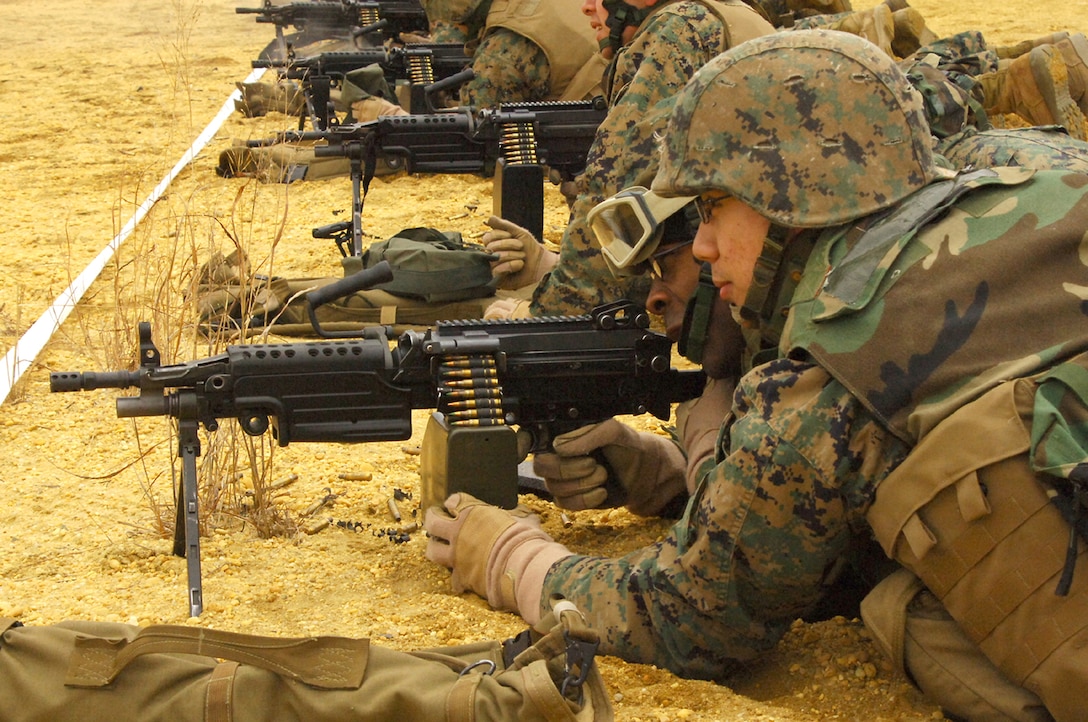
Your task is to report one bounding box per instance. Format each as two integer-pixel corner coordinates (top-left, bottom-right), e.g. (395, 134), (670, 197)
(540, 31), (1088, 687)
(458, 27), (553, 106)
(421, 0), (488, 43)
(421, 0), (599, 107)
(528, 0), (774, 316)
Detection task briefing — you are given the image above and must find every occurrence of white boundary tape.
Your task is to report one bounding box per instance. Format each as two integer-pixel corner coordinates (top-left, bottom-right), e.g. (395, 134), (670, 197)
(0, 68), (266, 405)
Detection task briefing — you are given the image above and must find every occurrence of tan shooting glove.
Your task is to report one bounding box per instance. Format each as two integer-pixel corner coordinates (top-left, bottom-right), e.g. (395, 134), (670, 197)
(483, 297), (533, 320)
(532, 419), (687, 517)
(481, 215), (557, 290)
(674, 377), (735, 493)
(350, 96), (409, 122)
(424, 493), (571, 625)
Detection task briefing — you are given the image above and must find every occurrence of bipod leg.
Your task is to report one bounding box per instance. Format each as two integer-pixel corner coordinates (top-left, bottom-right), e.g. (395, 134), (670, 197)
(350, 154), (364, 257)
(171, 416), (204, 617)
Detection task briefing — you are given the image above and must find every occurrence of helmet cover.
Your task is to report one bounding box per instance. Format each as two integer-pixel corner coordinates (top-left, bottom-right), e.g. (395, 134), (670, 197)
(652, 29), (946, 227)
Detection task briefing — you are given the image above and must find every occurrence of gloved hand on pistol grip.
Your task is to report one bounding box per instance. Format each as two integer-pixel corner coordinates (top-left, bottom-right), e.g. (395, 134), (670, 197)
(675, 377), (735, 493)
(424, 493), (571, 625)
(350, 96), (409, 122)
(532, 419), (687, 517)
(482, 215), (557, 290)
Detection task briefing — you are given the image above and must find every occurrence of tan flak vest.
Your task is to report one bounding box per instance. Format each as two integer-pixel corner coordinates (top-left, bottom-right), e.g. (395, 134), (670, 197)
(694, 0), (779, 48)
(634, 0), (775, 58)
(866, 368), (1088, 722)
(484, 0), (600, 101)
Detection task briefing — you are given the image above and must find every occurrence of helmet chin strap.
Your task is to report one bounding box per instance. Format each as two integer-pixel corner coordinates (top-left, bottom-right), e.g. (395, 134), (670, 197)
(600, 1), (649, 54)
(735, 224), (816, 368)
(736, 224), (790, 335)
(678, 263), (716, 366)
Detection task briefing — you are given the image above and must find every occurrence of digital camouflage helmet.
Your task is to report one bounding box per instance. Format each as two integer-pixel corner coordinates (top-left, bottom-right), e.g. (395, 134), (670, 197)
(651, 29), (951, 227)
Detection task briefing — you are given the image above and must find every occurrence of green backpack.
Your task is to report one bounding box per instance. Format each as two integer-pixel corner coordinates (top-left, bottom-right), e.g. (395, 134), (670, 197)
(357, 227), (499, 303)
(196, 228), (503, 337)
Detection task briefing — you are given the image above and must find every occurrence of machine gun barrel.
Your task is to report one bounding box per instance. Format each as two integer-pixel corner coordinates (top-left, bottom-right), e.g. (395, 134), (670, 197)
(49, 370), (141, 391)
(253, 45), (469, 85)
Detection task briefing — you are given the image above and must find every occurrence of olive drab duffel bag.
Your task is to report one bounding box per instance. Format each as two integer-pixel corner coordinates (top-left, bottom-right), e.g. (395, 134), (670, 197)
(194, 228), (504, 336)
(0, 602), (613, 722)
(355, 226), (499, 304)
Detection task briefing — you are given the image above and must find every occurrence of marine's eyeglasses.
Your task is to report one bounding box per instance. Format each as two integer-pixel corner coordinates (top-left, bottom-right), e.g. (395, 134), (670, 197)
(694, 194), (728, 225)
(648, 240), (695, 280)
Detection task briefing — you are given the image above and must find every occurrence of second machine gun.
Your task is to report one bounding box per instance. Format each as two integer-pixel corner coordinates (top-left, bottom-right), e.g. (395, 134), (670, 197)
(51, 299), (706, 616)
(254, 44), (473, 125)
(298, 97), (608, 255)
(238, 0), (430, 60)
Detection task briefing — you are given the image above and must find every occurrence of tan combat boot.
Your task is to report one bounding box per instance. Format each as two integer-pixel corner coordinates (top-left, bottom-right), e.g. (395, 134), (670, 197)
(994, 31), (1071, 59)
(824, 3), (895, 58)
(787, 0), (852, 17)
(889, 7), (937, 58)
(978, 48), (1088, 141)
(1054, 33), (1088, 116)
(234, 81), (306, 118)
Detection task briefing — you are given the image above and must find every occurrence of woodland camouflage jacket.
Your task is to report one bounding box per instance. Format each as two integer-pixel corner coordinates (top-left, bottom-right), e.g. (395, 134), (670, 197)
(785, 167), (1088, 445)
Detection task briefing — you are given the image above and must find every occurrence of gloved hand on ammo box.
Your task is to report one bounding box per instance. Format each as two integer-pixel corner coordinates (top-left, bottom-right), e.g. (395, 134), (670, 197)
(424, 493), (572, 625)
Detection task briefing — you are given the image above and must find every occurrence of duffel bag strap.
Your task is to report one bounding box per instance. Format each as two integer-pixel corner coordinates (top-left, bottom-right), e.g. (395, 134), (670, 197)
(65, 624), (368, 690)
(509, 601), (602, 705)
(206, 660), (241, 722)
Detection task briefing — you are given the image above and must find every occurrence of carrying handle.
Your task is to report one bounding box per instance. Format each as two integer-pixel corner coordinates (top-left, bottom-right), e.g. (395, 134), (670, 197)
(65, 624), (368, 690)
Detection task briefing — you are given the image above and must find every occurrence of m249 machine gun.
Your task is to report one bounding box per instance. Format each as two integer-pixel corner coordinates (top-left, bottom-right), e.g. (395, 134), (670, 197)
(51, 296), (704, 617)
(253, 44), (472, 121)
(236, 97), (607, 255)
(238, 0), (429, 60)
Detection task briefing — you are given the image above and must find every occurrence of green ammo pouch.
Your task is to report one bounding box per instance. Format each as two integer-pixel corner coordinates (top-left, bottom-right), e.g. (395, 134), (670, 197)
(0, 604), (613, 722)
(357, 227), (499, 303)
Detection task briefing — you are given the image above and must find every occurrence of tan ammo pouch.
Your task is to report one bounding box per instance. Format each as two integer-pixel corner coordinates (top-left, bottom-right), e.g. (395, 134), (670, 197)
(861, 568), (1053, 722)
(866, 379), (1088, 722)
(0, 605), (613, 722)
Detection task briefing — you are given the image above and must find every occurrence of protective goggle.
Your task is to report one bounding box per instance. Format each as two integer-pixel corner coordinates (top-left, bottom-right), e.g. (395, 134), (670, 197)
(588, 186), (695, 278)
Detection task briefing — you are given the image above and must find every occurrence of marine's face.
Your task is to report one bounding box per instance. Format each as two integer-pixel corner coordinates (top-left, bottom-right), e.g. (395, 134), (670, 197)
(691, 193), (771, 307)
(646, 241), (745, 380)
(582, 0), (610, 45)
(645, 245), (701, 342)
